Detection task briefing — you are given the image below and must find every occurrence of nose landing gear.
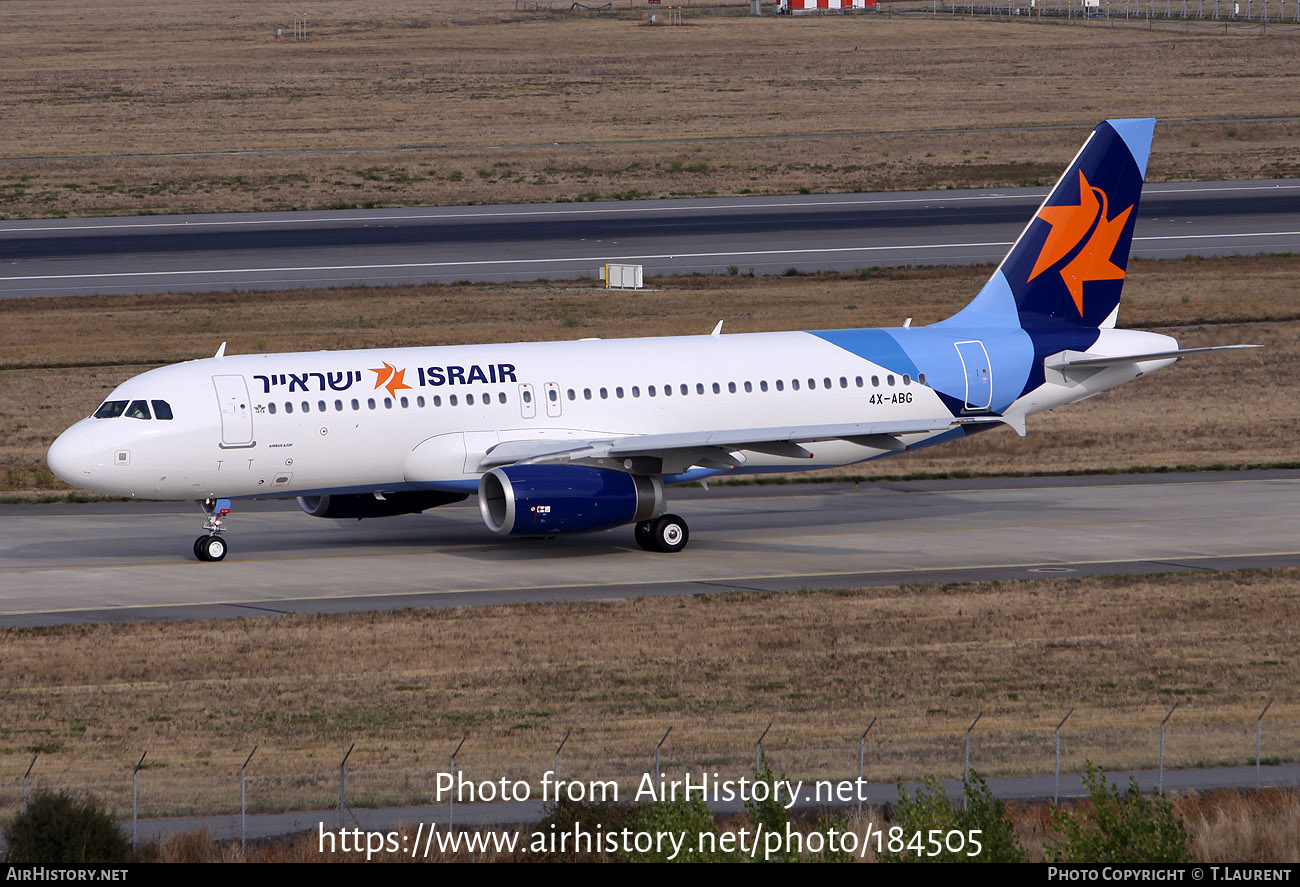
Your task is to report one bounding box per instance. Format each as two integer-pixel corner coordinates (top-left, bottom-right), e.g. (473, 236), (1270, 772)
(194, 497), (231, 562)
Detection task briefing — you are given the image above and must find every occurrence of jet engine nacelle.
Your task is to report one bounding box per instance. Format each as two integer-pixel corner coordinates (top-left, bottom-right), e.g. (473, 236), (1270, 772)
(297, 491), (468, 519)
(478, 465), (664, 536)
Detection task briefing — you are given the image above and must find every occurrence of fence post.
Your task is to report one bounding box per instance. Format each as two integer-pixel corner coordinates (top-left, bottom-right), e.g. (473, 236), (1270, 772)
(554, 730), (571, 783)
(338, 743), (354, 831)
(858, 718), (877, 816)
(240, 745), (257, 850)
(449, 736), (466, 830)
(654, 726), (672, 783)
(132, 752), (147, 848)
(22, 755), (36, 815)
(1055, 708), (1075, 804)
(755, 722), (772, 773)
(963, 712), (983, 800)
(1256, 699), (1273, 790)
(1159, 704), (1178, 795)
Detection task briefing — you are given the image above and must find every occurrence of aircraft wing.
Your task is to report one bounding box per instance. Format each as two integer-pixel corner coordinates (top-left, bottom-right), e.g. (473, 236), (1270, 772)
(480, 415), (1017, 475)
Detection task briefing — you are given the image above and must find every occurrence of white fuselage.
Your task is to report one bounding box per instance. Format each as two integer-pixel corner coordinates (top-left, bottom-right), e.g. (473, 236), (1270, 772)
(47, 326), (1177, 502)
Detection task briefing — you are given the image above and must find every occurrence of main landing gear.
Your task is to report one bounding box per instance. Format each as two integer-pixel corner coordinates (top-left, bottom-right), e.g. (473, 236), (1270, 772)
(634, 513), (689, 553)
(194, 497), (231, 562)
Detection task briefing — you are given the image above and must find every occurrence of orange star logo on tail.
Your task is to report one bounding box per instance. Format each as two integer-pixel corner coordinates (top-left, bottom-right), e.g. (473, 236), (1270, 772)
(1028, 170), (1134, 316)
(369, 361), (412, 398)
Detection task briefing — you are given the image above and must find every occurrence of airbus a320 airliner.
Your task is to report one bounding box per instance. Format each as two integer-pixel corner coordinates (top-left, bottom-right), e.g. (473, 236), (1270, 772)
(47, 118), (1254, 561)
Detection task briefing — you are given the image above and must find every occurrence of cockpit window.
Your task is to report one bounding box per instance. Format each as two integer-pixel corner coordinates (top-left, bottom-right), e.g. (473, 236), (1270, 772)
(151, 400), (173, 420)
(93, 400), (128, 419)
(125, 400), (152, 420)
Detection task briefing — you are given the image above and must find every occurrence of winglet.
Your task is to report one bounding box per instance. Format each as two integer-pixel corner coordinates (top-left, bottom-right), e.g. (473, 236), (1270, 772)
(711, 320), (724, 336)
(214, 342), (227, 359)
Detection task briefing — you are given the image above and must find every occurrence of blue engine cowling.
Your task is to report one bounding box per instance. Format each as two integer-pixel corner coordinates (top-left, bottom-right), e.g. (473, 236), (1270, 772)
(478, 465), (664, 536)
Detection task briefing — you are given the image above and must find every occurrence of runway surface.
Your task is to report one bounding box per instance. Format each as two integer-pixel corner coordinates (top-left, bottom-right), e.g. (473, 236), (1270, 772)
(2, 180), (1299, 296)
(3, 470), (1298, 626)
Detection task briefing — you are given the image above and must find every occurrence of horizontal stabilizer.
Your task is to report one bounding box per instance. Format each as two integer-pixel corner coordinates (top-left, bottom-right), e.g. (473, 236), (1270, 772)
(1046, 344), (1259, 369)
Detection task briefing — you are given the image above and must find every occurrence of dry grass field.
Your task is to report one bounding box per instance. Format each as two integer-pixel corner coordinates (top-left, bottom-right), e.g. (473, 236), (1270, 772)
(1, 568), (1297, 823)
(1, 254), (1293, 497)
(1, 0), (1298, 217)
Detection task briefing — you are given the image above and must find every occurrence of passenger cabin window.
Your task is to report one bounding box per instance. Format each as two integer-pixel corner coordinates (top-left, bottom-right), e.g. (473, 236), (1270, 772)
(94, 400), (128, 419)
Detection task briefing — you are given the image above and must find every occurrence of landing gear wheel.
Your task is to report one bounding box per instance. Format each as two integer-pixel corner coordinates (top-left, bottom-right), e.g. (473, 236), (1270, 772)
(634, 519), (655, 551)
(648, 513), (689, 553)
(194, 534), (227, 562)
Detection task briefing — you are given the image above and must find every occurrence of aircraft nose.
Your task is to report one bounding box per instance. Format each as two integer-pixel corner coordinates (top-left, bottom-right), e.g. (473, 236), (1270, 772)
(47, 425), (96, 486)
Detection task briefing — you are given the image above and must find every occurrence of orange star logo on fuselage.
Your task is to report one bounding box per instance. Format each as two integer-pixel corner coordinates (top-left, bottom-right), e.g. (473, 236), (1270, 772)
(369, 361), (413, 398)
(1028, 170), (1134, 316)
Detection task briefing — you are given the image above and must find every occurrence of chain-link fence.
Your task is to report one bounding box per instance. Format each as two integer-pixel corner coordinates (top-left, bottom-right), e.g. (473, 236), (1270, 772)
(3, 702), (1295, 831)
(887, 0), (1300, 26)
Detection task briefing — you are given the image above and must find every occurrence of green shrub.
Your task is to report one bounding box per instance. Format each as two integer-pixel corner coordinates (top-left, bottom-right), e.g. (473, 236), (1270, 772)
(880, 773), (1026, 863)
(4, 791), (131, 864)
(1048, 763), (1190, 863)
(628, 795), (727, 862)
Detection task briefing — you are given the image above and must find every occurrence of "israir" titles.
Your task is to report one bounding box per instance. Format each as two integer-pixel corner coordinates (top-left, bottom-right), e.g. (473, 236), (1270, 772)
(419, 364), (518, 386)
